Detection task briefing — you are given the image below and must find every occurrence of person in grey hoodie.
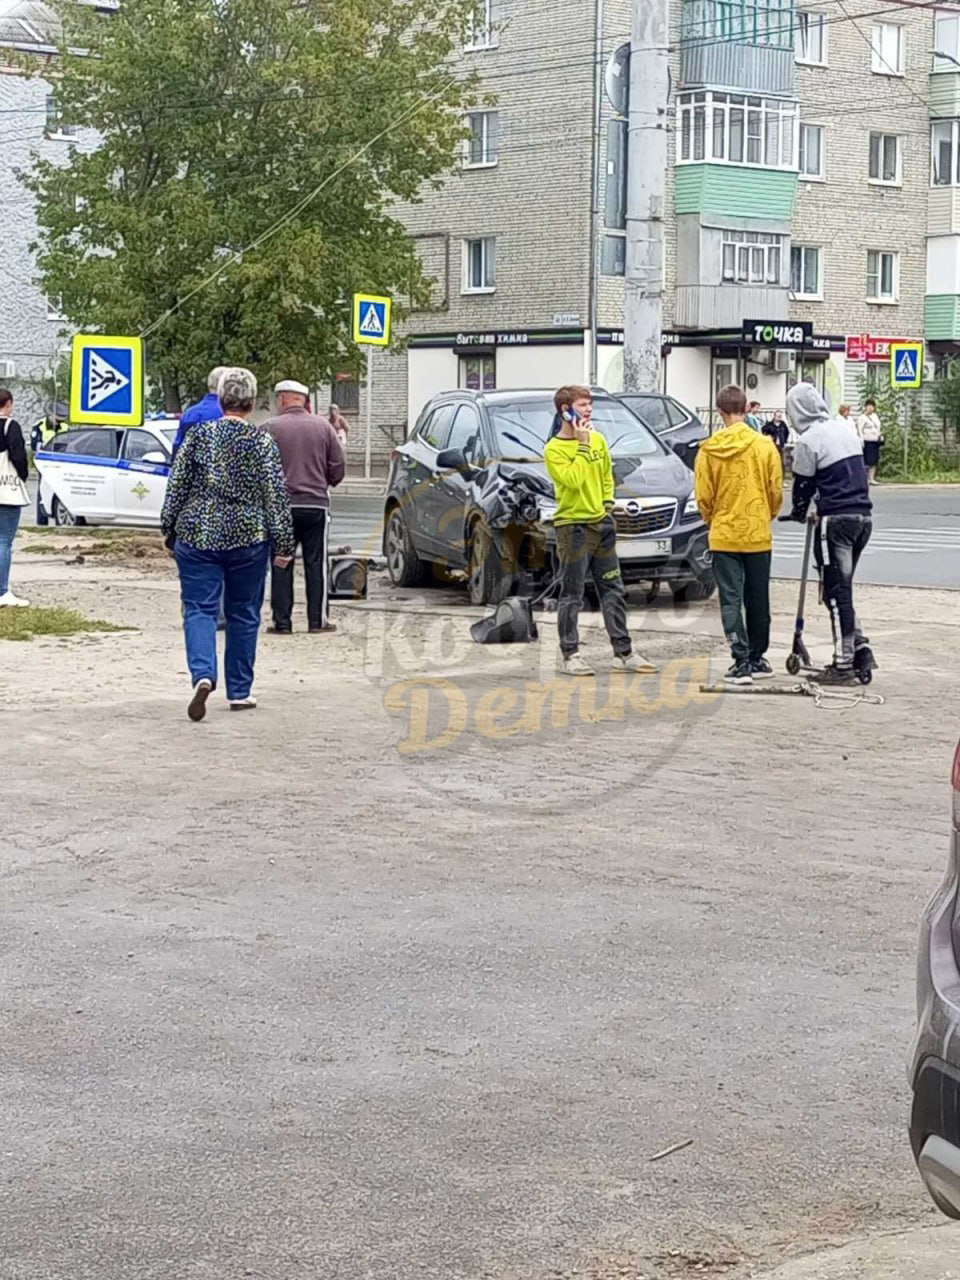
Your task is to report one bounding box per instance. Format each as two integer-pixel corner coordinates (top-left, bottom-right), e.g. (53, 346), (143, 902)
(784, 383), (876, 684)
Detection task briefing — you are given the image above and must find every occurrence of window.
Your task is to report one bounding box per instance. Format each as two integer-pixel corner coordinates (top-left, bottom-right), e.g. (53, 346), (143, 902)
(45, 94), (77, 140)
(867, 250), (899, 302)
(462, 237), (496, 293)
(465, 0), (498, 50)
(123, 429), (168, 462)
(446, 403), (484, 460)
(677, 92), (797, 169)
(419, 403), (457, 449)
(45, 295), (64, 320)
(459, 354), (496, 391)
(932, 120), (960, 186)
(871, 22), (904, 75)
(790, 244), (822, 298)
(57, 428), (121, 458)
(868, 132), (900, 184)
(795, 11), (827, 65)
(798, 124), (824, 178)
(720, 230), (783, 285)
(464, 111), (499, 168)
(332, 375), (360, 412)
(935, 12), (960, 70)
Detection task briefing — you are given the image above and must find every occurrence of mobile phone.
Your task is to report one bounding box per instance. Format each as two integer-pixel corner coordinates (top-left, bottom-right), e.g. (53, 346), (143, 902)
(562, 408), (580, 424)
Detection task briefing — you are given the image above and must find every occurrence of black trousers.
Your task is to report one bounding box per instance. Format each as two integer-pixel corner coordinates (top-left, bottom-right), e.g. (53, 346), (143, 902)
(712, 550), (771, 664)
(555, 516), (631, 657)
(271, 507), (329, 631)
(814, 515), (872, 668)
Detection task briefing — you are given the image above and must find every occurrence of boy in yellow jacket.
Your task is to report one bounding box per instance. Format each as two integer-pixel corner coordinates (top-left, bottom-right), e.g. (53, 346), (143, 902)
(695, 384), (783, 685)
(544, 385), (656, 677)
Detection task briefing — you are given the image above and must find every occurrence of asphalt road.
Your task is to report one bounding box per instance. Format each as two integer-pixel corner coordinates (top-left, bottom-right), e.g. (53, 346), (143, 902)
(28, 480), (960, 589)
(324, 486), (960, 591)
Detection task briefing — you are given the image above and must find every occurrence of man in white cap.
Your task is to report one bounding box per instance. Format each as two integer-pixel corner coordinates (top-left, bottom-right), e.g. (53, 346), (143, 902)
(262, 380), (345, 633)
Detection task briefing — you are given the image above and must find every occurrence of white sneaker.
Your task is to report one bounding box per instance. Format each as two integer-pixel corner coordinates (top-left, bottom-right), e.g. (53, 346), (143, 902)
(557, 650), (594, 677)
(187, 678), (213, 722)
(614, 652), (657, 674)
(0, 591), (30, 607)
(229, 697), (258, 711)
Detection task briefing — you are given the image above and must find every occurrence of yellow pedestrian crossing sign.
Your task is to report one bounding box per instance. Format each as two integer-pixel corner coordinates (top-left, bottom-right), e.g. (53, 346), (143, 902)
(70, 334), (144, 425)
(353, 293), (391, 347)
(890, 341), (923, 389)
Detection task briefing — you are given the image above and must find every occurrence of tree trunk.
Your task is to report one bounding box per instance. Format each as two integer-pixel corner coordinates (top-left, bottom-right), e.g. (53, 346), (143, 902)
(162, 377), (182, 414)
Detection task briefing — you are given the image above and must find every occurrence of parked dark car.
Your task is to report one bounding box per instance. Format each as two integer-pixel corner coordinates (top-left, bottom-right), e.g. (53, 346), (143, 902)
(910, 736), (960, 1217)
(383, 389), (714, 606)
(616, 392), (708, 469)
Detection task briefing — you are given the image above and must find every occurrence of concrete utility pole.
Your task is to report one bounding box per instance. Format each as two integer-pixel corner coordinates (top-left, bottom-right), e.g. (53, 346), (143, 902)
(623, 0), (669, 391)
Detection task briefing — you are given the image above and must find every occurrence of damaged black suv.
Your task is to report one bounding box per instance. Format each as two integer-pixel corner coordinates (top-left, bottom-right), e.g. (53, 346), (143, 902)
(383, 389), (714, 607)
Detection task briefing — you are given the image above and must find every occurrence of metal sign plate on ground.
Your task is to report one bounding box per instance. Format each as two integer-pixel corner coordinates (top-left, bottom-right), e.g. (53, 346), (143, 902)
(890, 341), (923, 388)
(70, 335), (144, 426)
(353, 293), (392, 347)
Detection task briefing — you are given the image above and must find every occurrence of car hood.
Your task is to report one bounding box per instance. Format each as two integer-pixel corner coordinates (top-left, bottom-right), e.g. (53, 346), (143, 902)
(494, 450), (692, 501)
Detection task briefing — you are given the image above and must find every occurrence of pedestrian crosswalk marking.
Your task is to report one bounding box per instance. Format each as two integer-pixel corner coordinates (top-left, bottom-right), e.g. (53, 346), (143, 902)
(360, 304), (384, 336)
(775, 527), (960, 557)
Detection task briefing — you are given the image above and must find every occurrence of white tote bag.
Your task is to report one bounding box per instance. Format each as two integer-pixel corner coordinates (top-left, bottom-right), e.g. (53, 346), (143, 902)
(0, 418), (29, 508)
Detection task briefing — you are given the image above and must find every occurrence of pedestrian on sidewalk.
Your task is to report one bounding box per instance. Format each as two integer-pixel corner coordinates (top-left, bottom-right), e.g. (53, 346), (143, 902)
(761, 410), (790, 461)
(695, 384), (783, 685)
(855, 398), (884, 484)
(0, 388), (30, 607)
(785, 383), (874, 686)
(745, 401), (764, 431)
(329, 402), (349, 449)
(544, 384), (656, 678)
(172, 366), (227, 459)
(263, 379), (345, 635)
(161, 368), (294, 721)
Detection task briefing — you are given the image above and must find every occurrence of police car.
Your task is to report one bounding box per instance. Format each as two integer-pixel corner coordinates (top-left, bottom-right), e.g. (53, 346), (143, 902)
(34, 418), (178, 527)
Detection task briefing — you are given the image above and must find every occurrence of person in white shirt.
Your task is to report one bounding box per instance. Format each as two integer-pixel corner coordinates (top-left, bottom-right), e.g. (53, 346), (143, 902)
(855, 399), (883, 484)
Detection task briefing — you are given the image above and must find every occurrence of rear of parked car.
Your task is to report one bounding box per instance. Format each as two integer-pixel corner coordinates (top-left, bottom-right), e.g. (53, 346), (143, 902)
(910, 738), (960, 1217)
(616, 393), (708, 470)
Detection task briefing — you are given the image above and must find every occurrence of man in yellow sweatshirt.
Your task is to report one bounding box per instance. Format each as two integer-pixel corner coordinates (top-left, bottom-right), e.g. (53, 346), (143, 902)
(695, 384), (783, 685)
(544, 385), (656, 677)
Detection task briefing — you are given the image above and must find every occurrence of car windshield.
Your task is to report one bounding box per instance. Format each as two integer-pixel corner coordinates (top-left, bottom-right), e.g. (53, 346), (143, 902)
(489, 398), (664, 460)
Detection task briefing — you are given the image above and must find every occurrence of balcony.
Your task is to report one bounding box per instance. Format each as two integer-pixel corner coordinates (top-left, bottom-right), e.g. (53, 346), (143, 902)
(675, 284), (788, 330)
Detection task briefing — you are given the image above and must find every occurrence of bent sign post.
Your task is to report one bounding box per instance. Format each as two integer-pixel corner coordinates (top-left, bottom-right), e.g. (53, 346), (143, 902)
(70, 335), (144, 427)
(353, 293), (393, 481)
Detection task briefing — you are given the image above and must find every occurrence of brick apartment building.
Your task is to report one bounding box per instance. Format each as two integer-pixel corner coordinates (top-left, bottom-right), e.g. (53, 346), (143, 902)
(3, 0), (959, 452)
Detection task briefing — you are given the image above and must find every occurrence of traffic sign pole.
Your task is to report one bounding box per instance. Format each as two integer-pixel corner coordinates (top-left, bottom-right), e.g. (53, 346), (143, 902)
(364, 347), (373, 482)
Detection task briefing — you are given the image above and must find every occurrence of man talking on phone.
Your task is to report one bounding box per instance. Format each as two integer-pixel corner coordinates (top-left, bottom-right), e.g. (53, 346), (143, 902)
(544, 385), (657, 677)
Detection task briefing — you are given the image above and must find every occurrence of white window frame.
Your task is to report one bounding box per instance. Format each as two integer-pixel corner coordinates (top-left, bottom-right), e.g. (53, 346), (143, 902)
(462, 237), (496, 294)
(790, 244), (822, 299)
(795, 11), (828, 66)
(463, 110), (499, 169)
(871, 22), (904, 76)
(45, 93), (78, 141)
(676, 91), (798, 170)
(932, 119), (960, 186)
(465, 0), (499, 51)
(866, 249), (899, 303)
(720, 229), (784, 286)
(798, 123), (824, 180)
(934, 11), (960, 71)
(868, 131), (901, 186)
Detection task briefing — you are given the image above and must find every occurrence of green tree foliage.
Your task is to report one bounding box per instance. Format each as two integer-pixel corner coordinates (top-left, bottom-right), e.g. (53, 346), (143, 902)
(25, 0), (479, 408)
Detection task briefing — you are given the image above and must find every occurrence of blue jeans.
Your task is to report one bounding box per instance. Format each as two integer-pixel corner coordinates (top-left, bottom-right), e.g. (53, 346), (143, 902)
(0, 504), (22, 595)
(174, 540), (270, 700)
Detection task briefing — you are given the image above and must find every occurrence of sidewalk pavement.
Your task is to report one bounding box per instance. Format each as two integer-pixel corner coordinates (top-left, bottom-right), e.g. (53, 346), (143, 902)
(759, 1226), (960, 1278)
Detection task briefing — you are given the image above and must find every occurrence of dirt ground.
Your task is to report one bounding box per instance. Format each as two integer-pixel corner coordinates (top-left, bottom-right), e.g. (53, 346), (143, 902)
(2, 536), (958, 1280)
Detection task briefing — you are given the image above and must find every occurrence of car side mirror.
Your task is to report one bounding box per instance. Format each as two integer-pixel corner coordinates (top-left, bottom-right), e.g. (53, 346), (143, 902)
(436, 447), (473, 476)
(140, 451), (168, 465)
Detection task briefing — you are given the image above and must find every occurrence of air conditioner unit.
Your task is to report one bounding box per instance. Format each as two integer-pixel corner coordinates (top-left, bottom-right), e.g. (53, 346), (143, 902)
(773, 350), (795, 374)
(0, 360), (16, 379)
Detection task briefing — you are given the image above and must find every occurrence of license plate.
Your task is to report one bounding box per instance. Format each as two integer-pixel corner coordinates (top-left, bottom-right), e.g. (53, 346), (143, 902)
(616, 538), (671, 560)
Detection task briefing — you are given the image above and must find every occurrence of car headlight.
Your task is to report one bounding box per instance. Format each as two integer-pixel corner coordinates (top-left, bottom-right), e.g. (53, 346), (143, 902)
(538, 500), (558, 524)
(683, 494), (699, 518)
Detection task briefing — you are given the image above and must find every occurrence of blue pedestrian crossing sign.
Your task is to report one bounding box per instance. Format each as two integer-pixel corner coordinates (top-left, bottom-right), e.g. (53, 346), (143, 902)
(70, 334), (144, 426)
(890, 341), (923, 389)
(352, 293), (392, 347)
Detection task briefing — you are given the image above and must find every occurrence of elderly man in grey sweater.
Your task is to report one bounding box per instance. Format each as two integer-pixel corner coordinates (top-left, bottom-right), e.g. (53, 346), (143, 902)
(263, 379), (345, 634)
